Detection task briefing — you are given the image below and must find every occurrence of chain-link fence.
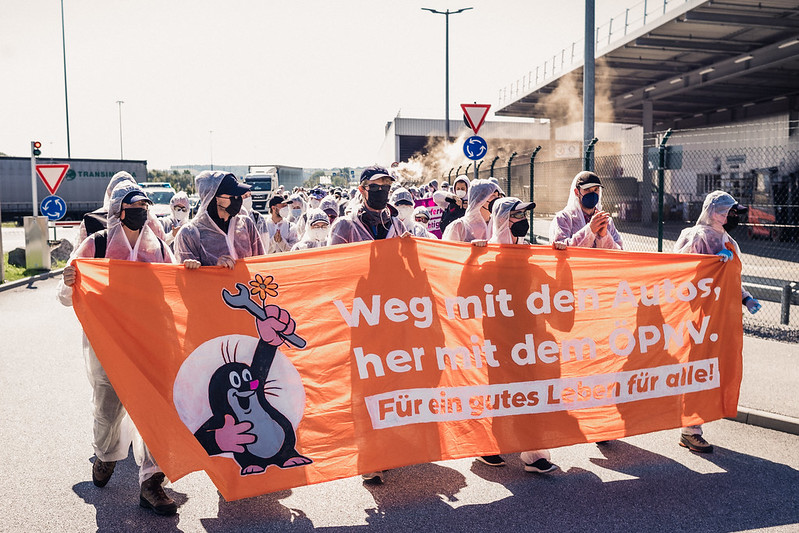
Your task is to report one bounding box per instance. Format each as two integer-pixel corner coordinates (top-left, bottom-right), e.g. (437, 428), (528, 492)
(451, 125), (799, 340)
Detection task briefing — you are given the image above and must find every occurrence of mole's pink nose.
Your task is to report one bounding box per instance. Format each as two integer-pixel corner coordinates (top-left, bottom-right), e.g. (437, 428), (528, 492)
(249, 380), (259, 390)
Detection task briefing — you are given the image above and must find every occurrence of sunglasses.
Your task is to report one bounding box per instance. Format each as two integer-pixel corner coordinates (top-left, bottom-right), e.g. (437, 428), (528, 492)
(509, 211), (527, 220)
(415, 217), (429, 223)
(365, 184), (391, 193)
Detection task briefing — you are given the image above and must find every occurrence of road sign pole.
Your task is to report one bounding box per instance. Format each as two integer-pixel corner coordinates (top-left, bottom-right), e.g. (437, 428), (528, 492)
(30, 142), (38, 217)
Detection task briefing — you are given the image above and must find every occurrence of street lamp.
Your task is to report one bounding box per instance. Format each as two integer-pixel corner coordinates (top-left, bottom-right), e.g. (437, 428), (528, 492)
(116, 100), (124, 159)
(421, 7), (472, 142)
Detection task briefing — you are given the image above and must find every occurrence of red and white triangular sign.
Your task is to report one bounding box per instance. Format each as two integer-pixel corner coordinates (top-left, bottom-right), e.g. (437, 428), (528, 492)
(461, 103), (491, 135)
(36, 164), (70, 195)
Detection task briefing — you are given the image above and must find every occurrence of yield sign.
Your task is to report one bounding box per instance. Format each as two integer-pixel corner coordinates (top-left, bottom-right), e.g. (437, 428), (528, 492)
(461, 103), (491, 135)
(36, 164), (70, 195)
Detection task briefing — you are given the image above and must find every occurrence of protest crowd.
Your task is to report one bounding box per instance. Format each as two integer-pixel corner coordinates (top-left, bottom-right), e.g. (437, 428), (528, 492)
(57, 164), (760, 516)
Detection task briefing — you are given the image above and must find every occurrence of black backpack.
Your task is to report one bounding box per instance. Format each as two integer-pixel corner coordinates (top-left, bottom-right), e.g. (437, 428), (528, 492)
(83, 211), (108, 237)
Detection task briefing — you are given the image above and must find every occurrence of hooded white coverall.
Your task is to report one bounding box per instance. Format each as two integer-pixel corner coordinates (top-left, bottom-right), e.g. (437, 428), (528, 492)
(673, 190), (756, 437)
(487, 197), (552, 465)
(174, 171), (264, 265)
(160, 191), (191, 247)
(291, 208), (331, 251)
(441, 179), (499, 243)
(58, 182), (175, 484)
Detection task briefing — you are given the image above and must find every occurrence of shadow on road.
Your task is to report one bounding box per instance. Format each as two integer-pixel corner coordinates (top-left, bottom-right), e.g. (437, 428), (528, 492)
(72, 456), (187, 532)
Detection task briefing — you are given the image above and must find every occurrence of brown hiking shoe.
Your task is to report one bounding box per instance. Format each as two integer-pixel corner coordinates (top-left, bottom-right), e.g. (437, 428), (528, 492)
(92, 458), (116, 487)
(139, 473), (177, 516)
(680, 433), (714, 453)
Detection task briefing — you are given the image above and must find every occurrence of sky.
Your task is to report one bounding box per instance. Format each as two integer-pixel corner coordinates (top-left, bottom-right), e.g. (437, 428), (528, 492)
(2, 0), (635, 170)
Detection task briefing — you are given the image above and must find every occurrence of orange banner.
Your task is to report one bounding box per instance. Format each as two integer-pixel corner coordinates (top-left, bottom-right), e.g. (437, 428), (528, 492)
(72, 237), (743, 501)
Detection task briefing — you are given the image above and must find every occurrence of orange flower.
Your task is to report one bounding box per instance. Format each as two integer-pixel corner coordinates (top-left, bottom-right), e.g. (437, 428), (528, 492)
(249, 274), (279, 300)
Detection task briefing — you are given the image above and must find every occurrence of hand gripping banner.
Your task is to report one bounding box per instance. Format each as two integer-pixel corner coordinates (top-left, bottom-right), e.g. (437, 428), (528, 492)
(72, 237), (743, 501)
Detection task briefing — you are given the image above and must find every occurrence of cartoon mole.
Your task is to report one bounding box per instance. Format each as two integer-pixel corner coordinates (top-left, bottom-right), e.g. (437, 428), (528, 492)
(193, 305), (312, 475)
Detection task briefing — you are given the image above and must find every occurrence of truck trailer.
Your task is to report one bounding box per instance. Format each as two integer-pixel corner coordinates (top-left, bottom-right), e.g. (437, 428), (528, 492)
(0, 156), (147, 220)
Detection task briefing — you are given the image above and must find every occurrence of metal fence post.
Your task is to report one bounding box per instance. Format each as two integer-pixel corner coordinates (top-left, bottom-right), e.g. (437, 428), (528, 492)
(475, 160), (483, 180)
(507, 152), (517, 195)
(782, 282), (797, 325)
(657, 128), (673, 252)
(584, 137), (598, 171)
(529, 146), (542, 244)
(490, 155), (500, 177)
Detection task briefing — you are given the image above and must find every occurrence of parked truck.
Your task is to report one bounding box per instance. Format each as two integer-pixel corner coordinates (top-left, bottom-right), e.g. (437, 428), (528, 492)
(243, 165), (304, 212)
(0, 156), (147, 220)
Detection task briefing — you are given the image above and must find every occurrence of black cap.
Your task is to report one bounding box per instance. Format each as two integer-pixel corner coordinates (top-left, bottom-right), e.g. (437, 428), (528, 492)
(268, 195), (286, 208)
(360, 165), (394, 182)
(730, 203), (749, 215)
(122, 190), (153, 205)
(574, 171), (602, 190)
(215, 173), (251, 197)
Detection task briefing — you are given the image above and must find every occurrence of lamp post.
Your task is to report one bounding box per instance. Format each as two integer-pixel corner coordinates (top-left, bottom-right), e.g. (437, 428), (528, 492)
(116, 100), (124, 159)
(61, 0), (71, 157)
(421, 7), (473, 142)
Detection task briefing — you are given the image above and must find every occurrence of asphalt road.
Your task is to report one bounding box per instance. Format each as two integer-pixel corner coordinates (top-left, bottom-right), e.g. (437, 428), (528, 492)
(1, 277), (798, 532)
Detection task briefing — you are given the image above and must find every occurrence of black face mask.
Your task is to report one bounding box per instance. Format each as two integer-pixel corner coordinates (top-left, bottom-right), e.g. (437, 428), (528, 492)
(510, 218), (529, 237)
(221, 196), (243, 217)
(365, 185), (390, 210)
(580, 191), (600, 210)
(486, 198), (498, 215)
(121, 207), (148, 231)
(723, 213), (739, 232)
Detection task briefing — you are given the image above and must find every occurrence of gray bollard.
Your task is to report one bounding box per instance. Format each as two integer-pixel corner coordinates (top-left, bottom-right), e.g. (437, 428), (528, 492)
(781, 283), (797, 325)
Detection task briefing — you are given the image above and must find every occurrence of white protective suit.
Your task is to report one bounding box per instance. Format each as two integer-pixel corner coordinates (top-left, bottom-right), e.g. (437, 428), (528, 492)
(328, 198), (405, 245)
(264, 213), (300, 254)
(489, 197), (529, 244)
(442, 179), (499, 242)
(57, 182), (175, 484)
(160, 191), (191, 247)
(432, 175), (470, 210)
(484, 196), (551, 465)
(549, 174), (623, 249)
(174, 171), (265, 265)
(674, 190), (754, 304)
(391, 188), (435, 238)
(288, 194), (308, 237)
(291, 208), (330, 251)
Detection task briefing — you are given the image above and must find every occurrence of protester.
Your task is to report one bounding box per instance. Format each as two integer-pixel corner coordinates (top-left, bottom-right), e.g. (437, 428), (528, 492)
(76, 171), (167, 244)
(58, 182), (178, 516)
(319, 195), (341, 227)
(288, 193), (307, 233)
(482, 197), (560, 473)
(488, 196), (535, 245)
(328, 165), (406, 246)
(242, 191), (269, 246)
(291, 208), (331, 251)
(672, 190), (761, 453)
(441, 179), (499, 243)
(175, 171), (264, 268)
(263, 195), (300, 254)
(435, 175), (470, 234)
(550, 171), (623, 249)
(160, 191), (191, 248)
(413, 205), (434, 234)
(390, 187), (435, 238)
(441, 178), (503, 466)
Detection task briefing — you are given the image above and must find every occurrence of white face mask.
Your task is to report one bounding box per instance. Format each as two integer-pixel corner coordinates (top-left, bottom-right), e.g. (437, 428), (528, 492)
(397, 205), (414, 221)
(242, 196), (253, 212)
(292, 208), (303, 220)
(455, 189), (467, 199)
(278, 206), (290, 219)
(308, 226), (329, 242)
(174, 208), (189, 222)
